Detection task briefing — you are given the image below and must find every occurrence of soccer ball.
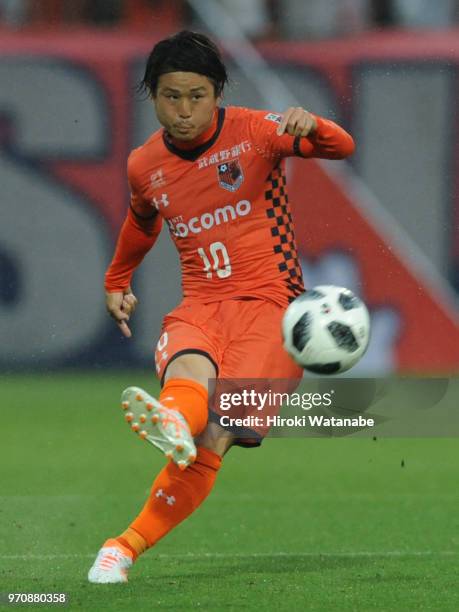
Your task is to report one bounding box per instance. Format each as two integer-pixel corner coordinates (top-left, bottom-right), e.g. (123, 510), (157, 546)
(282, 285), (370, 374)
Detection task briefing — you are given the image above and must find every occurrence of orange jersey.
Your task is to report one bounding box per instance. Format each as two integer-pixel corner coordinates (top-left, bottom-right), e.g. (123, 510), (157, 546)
(105, 106), (354, 307)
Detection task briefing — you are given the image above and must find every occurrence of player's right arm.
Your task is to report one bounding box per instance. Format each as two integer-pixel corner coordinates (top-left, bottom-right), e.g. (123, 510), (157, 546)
(104, 153), (163, 337)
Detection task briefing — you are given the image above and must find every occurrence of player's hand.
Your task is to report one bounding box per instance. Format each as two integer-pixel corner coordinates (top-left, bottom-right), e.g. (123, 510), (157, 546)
(277, 107), (317, 137)
(105, 288), (138, 338)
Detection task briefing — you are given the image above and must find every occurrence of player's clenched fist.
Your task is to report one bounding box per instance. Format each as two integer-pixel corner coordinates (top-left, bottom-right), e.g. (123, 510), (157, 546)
(106, 288), (138, 338)
(277, 107), (317, 138)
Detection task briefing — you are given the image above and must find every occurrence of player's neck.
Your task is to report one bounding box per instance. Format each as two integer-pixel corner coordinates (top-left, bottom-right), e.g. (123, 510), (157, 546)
(168, 110), (219, 150)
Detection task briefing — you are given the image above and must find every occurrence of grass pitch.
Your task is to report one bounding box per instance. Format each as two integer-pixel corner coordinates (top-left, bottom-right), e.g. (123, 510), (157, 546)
(1, 372), (459, 611)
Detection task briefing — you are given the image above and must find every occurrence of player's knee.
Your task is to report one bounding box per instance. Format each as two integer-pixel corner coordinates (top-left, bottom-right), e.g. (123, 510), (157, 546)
(195, 422), (234, 457)
(164, 353), (217, 389)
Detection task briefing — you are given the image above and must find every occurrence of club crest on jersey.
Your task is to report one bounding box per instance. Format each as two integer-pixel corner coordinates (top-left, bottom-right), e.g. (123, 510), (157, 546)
(217, 160), (244, 192)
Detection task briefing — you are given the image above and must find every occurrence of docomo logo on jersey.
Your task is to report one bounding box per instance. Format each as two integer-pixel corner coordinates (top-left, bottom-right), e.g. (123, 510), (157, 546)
(170, 199), (252, 238)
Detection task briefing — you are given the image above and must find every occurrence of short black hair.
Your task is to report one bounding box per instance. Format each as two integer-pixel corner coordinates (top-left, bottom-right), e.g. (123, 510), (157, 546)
(139, 30), (228, 98)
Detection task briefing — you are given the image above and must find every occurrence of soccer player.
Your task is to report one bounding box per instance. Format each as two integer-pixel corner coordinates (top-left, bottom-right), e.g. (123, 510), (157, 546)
(88, 30), (354, 583)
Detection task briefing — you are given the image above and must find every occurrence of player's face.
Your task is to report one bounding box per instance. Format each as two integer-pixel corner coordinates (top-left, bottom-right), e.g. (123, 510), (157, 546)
(154, 72), (221, 141)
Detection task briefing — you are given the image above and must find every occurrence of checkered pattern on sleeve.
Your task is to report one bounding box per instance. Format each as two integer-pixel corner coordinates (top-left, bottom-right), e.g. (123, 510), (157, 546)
(265, 166), (304, 301)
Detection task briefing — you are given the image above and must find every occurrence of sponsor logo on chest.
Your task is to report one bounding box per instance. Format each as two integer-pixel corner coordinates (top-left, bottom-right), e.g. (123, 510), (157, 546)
(167, 199), (252, 238)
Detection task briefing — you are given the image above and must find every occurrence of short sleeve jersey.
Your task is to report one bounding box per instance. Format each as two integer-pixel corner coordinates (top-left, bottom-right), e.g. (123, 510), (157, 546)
(128, 106), (341, 307)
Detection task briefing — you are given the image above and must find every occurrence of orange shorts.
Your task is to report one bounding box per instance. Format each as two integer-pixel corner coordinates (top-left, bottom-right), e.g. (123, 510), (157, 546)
(155, 298), (301, 381)
(154, 298), (302, 447)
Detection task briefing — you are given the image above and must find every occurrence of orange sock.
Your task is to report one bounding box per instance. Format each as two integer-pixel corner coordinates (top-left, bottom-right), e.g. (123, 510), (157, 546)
(120, 446), (221, 553)
(117, 527), (148, 561)
(159, 378), (208, 436)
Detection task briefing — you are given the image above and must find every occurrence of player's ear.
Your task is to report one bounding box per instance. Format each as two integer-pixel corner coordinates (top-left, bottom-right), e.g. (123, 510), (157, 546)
(213, 81), (223, 105)
(215, 86), (223, 105)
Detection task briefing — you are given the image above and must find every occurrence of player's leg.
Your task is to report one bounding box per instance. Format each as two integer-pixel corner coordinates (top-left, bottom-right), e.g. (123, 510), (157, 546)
(88, 353), (231, 583)
(89, 305), (234, 583)
(118, 299), (301, 572)
(93, 300), (300, 585)
(116, 299), (300, 579)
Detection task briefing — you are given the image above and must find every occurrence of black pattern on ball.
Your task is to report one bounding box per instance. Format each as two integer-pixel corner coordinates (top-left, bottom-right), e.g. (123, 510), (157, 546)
(306, 362), (341, 374)
(327, 322), (359, 353)
(292, 312), (312, 352)
(298, 289), (325, 301)
(338, 291), (361, 311)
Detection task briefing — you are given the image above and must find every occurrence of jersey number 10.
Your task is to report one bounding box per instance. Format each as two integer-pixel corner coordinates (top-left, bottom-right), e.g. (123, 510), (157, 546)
(197, 242), (232, 279)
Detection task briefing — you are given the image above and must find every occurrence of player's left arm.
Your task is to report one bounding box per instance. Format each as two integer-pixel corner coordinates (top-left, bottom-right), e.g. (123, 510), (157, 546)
(276, 106), (355, 159)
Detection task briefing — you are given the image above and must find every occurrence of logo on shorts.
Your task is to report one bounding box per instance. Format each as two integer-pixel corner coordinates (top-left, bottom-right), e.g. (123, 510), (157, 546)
(265, 113), (282, 124)
(217, 160), (244, 192)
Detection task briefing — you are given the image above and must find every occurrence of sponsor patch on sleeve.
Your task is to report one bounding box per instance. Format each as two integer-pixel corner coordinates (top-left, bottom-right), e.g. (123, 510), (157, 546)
(264, 113), (282, 124)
